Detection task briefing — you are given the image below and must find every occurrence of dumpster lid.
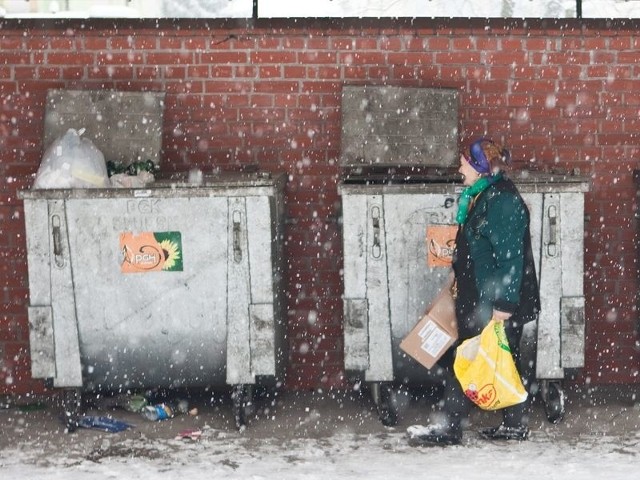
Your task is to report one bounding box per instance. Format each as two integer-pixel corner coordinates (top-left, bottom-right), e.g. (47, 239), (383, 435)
(340, 86), (459, 169)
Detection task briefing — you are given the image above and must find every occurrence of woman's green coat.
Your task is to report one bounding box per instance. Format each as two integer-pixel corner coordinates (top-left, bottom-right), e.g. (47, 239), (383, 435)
(453, 174), (540, 338)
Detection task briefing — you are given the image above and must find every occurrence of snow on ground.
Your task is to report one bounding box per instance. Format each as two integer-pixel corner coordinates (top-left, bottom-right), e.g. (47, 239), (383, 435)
(1, 389), (638, 480)
(1, 427), (638, 480)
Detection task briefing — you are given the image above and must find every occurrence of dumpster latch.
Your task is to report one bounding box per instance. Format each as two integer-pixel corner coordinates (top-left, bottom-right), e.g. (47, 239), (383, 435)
(51, 214), (65, 268)
(371, 206), (382, 259)
(232, 210), (243, 263)
(547, 205), (558, 257)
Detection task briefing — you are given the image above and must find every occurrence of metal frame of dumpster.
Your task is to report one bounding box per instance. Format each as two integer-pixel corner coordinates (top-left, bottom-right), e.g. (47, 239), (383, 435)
(20, 173), (286, 430)
(634, 170), (640, 339)
(338, 85), (590, 425)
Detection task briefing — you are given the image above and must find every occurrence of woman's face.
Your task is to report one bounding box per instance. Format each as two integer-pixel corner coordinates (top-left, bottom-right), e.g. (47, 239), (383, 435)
(459, 154), (480, 186)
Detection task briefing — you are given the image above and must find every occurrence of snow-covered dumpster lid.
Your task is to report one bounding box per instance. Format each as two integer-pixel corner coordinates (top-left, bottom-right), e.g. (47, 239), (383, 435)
(43, 89), (165, 167)
(18, 171), (287, 200)
(507, 170), (591, 193)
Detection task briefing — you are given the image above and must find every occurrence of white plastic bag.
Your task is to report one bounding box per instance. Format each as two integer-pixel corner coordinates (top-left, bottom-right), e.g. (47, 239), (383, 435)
(33, 128), (109, 189)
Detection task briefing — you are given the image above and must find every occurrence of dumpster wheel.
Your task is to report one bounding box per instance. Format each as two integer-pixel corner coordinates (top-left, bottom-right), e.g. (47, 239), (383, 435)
(232, 384), (254, 431)
(62, 388), (82, 433)
(541, 380), (566, 424)
(371, 382), (398, 426)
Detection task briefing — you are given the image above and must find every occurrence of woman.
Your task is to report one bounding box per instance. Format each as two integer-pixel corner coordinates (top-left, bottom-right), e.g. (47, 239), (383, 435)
(408, 137), (540, 445)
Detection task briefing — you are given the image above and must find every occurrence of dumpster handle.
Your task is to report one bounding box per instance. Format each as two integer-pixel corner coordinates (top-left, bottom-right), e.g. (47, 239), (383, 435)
(233, 210), (243, 263)
(547, 205), (557, 257)
(371, 206), (381, 259)
(51, 215), (65, 268)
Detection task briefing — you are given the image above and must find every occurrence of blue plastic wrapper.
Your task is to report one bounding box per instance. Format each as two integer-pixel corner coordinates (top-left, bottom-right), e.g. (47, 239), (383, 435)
(78, 415), (133, 433)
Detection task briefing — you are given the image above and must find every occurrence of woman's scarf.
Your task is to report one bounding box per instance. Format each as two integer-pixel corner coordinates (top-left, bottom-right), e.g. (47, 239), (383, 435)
(456, 173), (502, 224)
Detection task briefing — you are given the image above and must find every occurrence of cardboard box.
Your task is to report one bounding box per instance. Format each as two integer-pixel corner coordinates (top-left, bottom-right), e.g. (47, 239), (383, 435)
(400, 286), (458, 370)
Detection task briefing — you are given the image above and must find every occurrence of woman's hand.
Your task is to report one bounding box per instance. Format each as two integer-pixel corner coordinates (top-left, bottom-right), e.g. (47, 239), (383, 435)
(492, 309), (512, 323)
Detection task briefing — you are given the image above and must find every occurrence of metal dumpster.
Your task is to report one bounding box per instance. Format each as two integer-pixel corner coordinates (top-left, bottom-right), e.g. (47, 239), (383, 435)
(20, 173), (286, 428)
(20, 89), (286, 429)
(339, 86), (590, 425)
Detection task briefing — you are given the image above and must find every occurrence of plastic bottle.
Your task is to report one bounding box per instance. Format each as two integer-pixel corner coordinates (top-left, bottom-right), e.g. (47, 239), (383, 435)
(141, 399), (189, 421)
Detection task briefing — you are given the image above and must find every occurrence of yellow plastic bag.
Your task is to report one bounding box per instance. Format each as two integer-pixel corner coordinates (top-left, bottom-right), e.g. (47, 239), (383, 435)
(453, 319), (527, 410)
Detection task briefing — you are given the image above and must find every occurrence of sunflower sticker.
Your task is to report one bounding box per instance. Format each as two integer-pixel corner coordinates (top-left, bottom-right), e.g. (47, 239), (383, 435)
(120, 231), (183, 273)
(426, 225), (457, 267)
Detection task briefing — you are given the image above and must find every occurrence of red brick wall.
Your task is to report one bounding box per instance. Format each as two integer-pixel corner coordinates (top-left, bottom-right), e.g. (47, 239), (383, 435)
(0, 18), (638, 394)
